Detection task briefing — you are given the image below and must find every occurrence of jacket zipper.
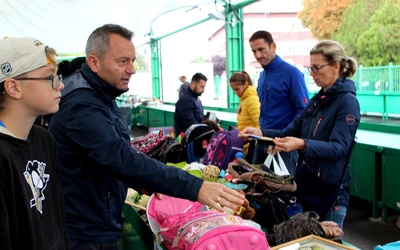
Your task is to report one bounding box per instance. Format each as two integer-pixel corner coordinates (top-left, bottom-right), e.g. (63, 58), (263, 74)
(313, 118), (322, 137)
(107, 192), (111, 222)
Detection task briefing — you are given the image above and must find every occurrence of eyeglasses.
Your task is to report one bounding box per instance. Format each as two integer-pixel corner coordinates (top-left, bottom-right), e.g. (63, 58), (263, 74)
(305, 64), (331, 74)
(15, 74), (62, 90)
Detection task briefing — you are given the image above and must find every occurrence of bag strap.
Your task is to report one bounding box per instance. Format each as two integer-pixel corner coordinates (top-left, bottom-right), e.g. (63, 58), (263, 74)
(338, 139), (357, 189)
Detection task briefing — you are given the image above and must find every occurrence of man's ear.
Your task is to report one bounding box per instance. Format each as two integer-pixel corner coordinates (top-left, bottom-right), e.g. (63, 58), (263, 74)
(271, 42), (277, 53)
(3, 78), (22, 99)
(86, 55), (100, 73)
(190, 81), (196, 90)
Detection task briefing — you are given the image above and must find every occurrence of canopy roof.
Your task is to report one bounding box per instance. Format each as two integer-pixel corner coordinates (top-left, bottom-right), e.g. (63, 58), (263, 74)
(0, 0), (244, 53)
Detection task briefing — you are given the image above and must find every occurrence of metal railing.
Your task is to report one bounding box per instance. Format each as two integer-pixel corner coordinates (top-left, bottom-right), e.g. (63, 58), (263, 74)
(304, 63), (400, 93)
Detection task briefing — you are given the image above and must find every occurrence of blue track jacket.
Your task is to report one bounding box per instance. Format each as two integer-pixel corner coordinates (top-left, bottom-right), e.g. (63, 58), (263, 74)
(257, 55), (309, 130)
(261, 77), (360, 219)
(49, 64), (203, 242)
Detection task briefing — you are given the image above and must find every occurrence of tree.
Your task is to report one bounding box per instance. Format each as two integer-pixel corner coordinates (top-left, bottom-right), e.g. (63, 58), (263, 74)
(209, 55), (226, 76)
(191, 56), (206, 63)
(134, 52), (149, 70)
(356, 0), (400, 66)
(334, 0), (382, 60)
(298, 0), (353, 40)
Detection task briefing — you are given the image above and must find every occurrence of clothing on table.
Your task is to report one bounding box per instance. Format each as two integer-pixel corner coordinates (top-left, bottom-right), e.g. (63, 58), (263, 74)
(49, 63), (203, 244)
(0, 126), (68, 250)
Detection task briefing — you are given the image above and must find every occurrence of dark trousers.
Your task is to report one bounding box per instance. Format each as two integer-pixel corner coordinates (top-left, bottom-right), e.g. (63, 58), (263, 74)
(69, 240), (119, 250)
(252, 142), (298, 176)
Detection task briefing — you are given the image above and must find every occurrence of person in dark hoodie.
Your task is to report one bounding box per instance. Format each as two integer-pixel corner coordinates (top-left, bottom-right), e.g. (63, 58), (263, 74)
(240, 40), (360, 229)
(249, 31), (309, 176)
(49, 24), (244, 250)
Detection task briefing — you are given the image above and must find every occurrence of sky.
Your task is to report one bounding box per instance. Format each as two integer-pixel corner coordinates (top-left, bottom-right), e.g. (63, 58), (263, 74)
(0, 0), (303, 53)
(0, 0), (225, 53)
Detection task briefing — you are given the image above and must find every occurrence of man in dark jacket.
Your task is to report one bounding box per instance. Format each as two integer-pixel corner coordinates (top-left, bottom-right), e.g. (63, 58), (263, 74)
(49, 24), (244, 250)
(174, 72), (207, 136)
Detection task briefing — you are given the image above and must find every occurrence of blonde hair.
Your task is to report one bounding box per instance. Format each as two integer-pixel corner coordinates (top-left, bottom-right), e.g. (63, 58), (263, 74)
(310, 40), (358, 78)
(229, 71), (253, 86)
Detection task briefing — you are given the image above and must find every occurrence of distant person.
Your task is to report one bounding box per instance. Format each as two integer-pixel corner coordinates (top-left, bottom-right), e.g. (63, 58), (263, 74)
(249, 30), (309, 175)
(241, 40), (360, 228)
(174, 72), (207, 136)
(177, 75), (190, 98)
(0, 37), (68, 249)
(229, 71), (260, 160)
(49, 24), (244, 250)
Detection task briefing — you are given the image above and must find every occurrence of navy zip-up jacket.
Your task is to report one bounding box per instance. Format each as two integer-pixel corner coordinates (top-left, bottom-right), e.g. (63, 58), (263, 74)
(49, 64), (203, 242)
(261, 77), (360, 219)
(174, 87), (204, 135)
(258, 55), (309, 130)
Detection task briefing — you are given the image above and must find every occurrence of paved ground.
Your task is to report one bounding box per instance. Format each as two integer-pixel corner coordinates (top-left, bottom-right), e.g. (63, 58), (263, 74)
(342, 197), (400, 249)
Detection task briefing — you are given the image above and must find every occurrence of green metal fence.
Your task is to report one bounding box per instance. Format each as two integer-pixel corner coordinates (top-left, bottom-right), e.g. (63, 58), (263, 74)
(223, 63), (400, 118)
(303, 63), (400, 93)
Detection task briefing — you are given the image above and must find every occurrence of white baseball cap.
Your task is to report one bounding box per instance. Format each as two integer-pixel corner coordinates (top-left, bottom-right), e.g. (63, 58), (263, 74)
(0, 37), (50, 85)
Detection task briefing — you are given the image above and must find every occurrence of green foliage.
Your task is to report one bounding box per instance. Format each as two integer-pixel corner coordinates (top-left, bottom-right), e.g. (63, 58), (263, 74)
(334, 0), (382, 59)
(57, 51), (149, 70)
(191, 56), (206, 63)
(58, 52), (84, 57)
(134, 52), (149, 70)
(209, 55), (226, 76)
(356, 0), (400, 66)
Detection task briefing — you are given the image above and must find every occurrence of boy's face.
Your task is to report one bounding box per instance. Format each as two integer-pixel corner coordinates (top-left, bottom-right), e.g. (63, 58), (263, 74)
(19, 63), (64, 116)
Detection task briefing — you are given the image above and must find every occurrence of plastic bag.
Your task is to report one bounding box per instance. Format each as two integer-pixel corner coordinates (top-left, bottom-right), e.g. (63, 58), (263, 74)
(264, 152), (290, 176)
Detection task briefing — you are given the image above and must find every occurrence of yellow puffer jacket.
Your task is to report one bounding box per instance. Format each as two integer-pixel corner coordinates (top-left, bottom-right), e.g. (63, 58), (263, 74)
(236, 86), (260, 155)
(237, 85), (260, 131)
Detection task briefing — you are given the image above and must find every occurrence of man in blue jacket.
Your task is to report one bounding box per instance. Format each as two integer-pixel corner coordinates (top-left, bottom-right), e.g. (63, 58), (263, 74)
(49, 24), (244, 250)
(174, 72), (207, 136)
(249, 30), (309, 175)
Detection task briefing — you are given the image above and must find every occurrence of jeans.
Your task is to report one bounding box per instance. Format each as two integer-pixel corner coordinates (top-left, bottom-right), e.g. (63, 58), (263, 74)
(252, 142), (298, 176)
(69, 240), (119, 250)
(325, 205), (347, 229)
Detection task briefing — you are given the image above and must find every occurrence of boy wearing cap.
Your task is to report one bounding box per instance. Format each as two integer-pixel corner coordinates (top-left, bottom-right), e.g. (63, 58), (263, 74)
(0, 37), (68, 249)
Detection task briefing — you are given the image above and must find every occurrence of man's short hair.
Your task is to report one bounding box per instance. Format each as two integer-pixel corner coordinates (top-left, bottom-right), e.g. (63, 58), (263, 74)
(249, 30), (274, 46)
(0, 37), (54, 92)
(85, 24), (134, 60)
(191, 73), (207, 83)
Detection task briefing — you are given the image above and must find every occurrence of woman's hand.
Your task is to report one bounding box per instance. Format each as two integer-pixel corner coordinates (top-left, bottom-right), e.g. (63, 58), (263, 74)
(272, 137), (306, 152)
(238, 127), (262, 141)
